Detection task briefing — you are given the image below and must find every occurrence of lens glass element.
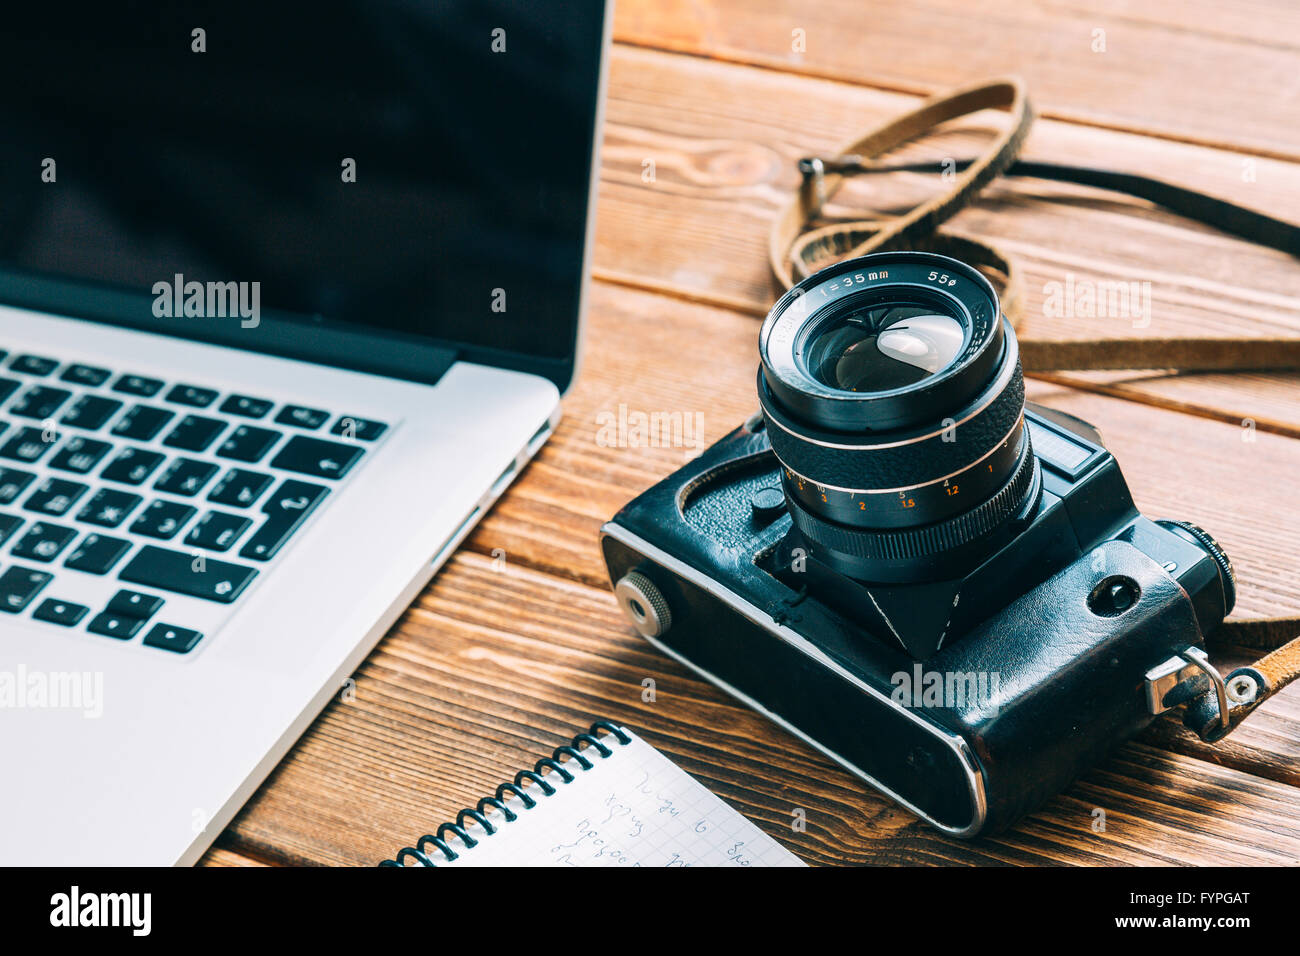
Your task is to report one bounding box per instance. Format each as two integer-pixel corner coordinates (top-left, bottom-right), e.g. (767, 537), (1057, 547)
(804, 300), (966, 393)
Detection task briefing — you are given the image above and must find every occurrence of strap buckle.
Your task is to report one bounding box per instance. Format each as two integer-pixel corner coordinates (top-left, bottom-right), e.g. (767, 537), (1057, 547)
(1145, 647), (1228, 734)
(798, 155), (869, 177)
(1146, 648), (1273, 742)
(796, 154), (876, 213)
(796, 156), (830, 217)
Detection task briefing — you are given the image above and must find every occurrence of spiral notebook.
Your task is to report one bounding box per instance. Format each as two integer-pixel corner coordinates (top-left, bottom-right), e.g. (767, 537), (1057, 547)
(380, 721), (805, 867)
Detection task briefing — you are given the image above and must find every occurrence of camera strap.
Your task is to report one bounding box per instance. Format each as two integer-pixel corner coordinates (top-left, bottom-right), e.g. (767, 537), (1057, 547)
(768, 77), (1300, 742)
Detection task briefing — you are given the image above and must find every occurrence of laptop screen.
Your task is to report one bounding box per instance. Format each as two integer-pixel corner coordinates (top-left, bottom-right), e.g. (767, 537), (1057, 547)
(0, 1), (607, 389)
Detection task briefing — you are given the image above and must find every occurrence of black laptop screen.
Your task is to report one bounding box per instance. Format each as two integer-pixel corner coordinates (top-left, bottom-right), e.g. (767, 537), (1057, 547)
(0, 1), (606, 388)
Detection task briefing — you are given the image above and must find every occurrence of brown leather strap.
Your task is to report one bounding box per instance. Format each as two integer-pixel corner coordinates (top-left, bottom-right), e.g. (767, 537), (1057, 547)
(767, 77), (1300, 741)
(1020, 338), (1300, 372)
(1210, 616), (1300, 654)
(769, 77), (1031, 292)
(769, 79), (1300, 373)
(1186, 616), (1300, 741)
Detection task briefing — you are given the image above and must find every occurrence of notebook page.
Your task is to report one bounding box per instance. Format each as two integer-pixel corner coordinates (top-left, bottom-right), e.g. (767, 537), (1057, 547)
(444, 727), (805, 867)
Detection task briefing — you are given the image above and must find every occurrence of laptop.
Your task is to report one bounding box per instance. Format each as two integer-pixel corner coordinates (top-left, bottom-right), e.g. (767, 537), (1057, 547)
(0, 0), (610, 864)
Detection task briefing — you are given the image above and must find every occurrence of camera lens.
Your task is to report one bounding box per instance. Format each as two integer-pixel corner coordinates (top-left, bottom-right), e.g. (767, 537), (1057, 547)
(757, 252), (1040, 583)
(804, 299), (967, 393)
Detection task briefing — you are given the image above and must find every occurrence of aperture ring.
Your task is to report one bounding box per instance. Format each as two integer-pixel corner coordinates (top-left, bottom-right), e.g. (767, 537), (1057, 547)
(786, 439), (1040, 561)
(760, 354), (1025, 491)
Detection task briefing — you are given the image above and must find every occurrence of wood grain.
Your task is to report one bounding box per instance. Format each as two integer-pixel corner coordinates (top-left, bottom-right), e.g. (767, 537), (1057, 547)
(594, 45), (1300, 432)
(197, 845), (270, 867)
(613, 0), (1300, 159)
(221, 550), (1300, 866)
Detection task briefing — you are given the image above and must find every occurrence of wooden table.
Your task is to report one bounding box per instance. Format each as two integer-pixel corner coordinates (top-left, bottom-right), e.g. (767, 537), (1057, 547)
(202, 1), (1300, 867)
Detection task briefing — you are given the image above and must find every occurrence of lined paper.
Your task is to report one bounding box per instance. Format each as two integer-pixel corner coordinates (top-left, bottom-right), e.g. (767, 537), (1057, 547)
(442, 727), (805, 867)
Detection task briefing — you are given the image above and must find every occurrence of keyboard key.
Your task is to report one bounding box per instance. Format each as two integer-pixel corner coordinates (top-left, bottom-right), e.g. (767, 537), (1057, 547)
(112, 374), (165, 397)
(164, 384), (219, 408)
(9, 385), (72, 420)
(162, 415), (226, 452)
(106, 589), (164, 619)
(0, 512), (22, 545)
(9, 354), (58, 376)
(88, 612), (146, 639)
(275, 405), (330, 429)
(130, 500), (197, 539)
(65, 533), (132, 575)
(49, 436), (112, 474)
(101, 447), (166, 485)
(143, 623), (204, 654)
(0, 565), (53, 612)
(331, 416), (388, 441)
(0, 466), (36, 504)
(154, 458), (219, 496)
(0, 426), (57, 463)
(216, 425), (280, 463)
(208, 469), (273, 508)
(61, 394), (124, 430)
(76, 488), (143, 528)
(220, 394), (274, 419)
(185, 510), (252, 552)
(11, 521), (77, 562)
(240, 479), (329, 560)
(111, 404), (174, 441)
(32, 598), (89, 627)
(0, 377), (22, 404)
(269, 436), (362, 480)
(119, 545), (258, 603)
(60, 364), (112, 387)
(23, 477), (89, 517)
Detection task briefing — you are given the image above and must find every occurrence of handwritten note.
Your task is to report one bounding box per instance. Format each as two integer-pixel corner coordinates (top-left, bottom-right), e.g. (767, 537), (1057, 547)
(443, 727), (804, 867)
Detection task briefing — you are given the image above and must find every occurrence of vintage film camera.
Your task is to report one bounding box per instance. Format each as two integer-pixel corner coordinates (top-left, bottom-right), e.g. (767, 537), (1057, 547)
(602, 252), (1235, 835)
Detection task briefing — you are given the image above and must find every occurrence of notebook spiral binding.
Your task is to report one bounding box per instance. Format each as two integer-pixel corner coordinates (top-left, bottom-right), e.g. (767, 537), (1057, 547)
(378, 721), (632, 867)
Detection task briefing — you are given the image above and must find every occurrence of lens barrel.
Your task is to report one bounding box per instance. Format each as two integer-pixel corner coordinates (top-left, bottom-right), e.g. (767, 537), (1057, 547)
(758, 252), (1040, 583)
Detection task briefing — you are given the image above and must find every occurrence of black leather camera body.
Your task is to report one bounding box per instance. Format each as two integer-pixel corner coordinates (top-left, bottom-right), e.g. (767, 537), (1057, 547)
(601, 252), (1236, 836)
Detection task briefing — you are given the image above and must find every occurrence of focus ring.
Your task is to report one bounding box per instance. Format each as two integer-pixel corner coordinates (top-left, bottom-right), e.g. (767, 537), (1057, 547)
(786, 440), (1039, 561)
(759, 336), (1025, 492)
(1160, 519), (1237, 615)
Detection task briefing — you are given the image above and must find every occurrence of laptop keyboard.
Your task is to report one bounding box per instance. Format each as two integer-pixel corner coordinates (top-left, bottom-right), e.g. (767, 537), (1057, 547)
(0, 348), (390, 655)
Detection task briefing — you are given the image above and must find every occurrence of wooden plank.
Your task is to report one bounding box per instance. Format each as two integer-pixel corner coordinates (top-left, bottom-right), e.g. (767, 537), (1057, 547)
(218, 550), (1300, 866)
(613, 0), (1300, 160)
(595, 46), (1300, 431)
(1038, 371), (1300, 441)
(198, 845), (271, 867)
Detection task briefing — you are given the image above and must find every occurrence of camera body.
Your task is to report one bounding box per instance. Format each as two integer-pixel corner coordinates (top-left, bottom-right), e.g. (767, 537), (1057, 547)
(601, 252), (1234, 835)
